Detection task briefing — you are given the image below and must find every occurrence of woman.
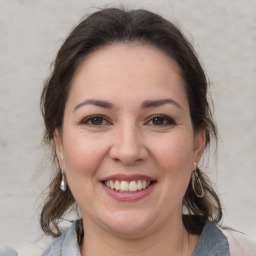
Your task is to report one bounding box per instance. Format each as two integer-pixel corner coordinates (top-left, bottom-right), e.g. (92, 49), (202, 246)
(39, 7), (254, 256)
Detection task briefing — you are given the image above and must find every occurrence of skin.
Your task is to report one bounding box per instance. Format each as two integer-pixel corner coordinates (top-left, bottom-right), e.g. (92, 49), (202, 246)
(55, 43), (205, 256)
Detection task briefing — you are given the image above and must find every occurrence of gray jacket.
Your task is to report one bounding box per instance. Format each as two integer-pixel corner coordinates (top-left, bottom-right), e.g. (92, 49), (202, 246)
(41, 220), (230, 256)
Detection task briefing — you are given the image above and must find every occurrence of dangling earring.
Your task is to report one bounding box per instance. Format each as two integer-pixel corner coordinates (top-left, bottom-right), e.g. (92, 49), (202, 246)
(60, 170), (67, 191)
(192, 162), (205, 198)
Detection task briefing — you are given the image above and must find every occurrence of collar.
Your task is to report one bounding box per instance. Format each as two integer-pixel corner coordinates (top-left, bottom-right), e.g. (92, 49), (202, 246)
(192, 221), (230, 256)
(42, 219), (230, 256)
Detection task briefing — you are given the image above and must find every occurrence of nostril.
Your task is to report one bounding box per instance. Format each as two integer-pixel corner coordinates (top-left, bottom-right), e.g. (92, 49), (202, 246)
(109, 143), (148, 165)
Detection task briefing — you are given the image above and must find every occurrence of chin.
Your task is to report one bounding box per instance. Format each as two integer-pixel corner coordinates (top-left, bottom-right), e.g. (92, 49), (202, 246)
(100, 209), (155, 236)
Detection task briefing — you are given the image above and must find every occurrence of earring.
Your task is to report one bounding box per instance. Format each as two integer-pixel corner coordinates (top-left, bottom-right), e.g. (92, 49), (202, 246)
(192, 165), (205, 198)
(60, 170), (67, 191)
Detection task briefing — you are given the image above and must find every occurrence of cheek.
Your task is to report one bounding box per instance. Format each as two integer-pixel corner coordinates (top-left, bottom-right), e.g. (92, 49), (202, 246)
(152, 131), (194, 195)
(62, 133), (107, 177)
(61, 133), (109, 208)
(154, 131), (194, 170)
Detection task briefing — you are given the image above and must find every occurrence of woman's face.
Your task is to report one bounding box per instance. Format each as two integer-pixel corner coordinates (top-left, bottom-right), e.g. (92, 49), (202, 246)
(55, 44), (204, 237)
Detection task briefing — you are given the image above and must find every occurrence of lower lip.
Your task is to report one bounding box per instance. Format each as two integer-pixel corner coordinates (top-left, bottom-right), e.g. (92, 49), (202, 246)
(101, 183), (155, 202)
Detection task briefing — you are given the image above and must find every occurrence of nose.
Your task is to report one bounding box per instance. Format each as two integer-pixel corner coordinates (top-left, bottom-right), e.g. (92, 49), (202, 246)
(109, 124), (148, 166)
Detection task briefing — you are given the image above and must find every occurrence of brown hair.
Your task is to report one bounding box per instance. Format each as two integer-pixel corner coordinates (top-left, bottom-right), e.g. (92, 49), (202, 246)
(40, 7), (222, 242)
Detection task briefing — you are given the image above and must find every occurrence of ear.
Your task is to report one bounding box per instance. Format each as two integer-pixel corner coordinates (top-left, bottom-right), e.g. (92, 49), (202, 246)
(54, 129), (64, 170)
(193, 126), (206, 168)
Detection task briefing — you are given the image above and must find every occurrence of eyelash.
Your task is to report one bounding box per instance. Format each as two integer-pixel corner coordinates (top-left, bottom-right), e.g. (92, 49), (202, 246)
(80, 114), (111, 126)
(79, 114), (176, 127)
(145, 114), (176, 126)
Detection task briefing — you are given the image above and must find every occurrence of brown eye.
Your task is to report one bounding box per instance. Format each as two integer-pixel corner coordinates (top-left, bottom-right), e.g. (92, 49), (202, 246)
(148, 115), (176, 126)
(90, 116), (104, 125)
(152, 116), (165, 125)
(81, 115), (110, 126)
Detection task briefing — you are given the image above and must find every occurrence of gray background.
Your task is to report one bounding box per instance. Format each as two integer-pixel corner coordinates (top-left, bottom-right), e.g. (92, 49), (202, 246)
(0, 0), (255, 255)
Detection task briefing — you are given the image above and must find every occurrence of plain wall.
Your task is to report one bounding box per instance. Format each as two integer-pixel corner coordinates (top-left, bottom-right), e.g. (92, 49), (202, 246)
(0, 0), (255, 255)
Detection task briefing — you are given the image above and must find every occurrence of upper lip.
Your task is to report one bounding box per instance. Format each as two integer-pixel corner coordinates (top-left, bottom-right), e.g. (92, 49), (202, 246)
(101, 174), (156, 182)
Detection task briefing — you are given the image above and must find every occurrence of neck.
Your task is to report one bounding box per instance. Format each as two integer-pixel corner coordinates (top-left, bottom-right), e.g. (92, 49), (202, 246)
(80, 217), (198, 256)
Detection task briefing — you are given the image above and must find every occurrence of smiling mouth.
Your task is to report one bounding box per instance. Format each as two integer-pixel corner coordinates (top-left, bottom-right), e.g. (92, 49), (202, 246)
(103, 180), (155, 193)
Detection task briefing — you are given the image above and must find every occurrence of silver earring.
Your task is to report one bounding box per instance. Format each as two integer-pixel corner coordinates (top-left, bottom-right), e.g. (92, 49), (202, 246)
(60, 170), (67, 191)
(192, 166), (205, 198)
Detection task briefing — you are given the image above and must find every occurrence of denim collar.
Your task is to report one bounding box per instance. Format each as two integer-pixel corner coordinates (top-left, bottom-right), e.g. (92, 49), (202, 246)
(192, 221), (230, 256)
(42, 221), (80, 256)
(42, 220), (230, 256)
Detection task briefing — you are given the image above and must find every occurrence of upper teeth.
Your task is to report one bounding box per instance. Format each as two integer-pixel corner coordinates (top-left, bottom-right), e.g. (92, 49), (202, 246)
(104, 180), (151, 192)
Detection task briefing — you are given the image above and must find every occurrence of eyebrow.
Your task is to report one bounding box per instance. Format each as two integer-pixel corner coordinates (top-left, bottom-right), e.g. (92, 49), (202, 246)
(73, 99), (113, 112)
(73, 98), (182, 112)
(142, 99), (182, 109)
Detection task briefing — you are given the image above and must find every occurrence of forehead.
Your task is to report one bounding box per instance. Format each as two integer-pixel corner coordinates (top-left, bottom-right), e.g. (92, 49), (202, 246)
(74, 42), (183, 82)
(68, 43), (188, 108)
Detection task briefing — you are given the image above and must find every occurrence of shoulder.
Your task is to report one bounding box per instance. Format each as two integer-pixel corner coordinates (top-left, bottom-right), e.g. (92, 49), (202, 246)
(0, 246), (19, 256)
(42, 221), (80, 256)
(221, 228), (256, 256)
(196, 221), (256, 256)
(192, 221), (230, 256)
